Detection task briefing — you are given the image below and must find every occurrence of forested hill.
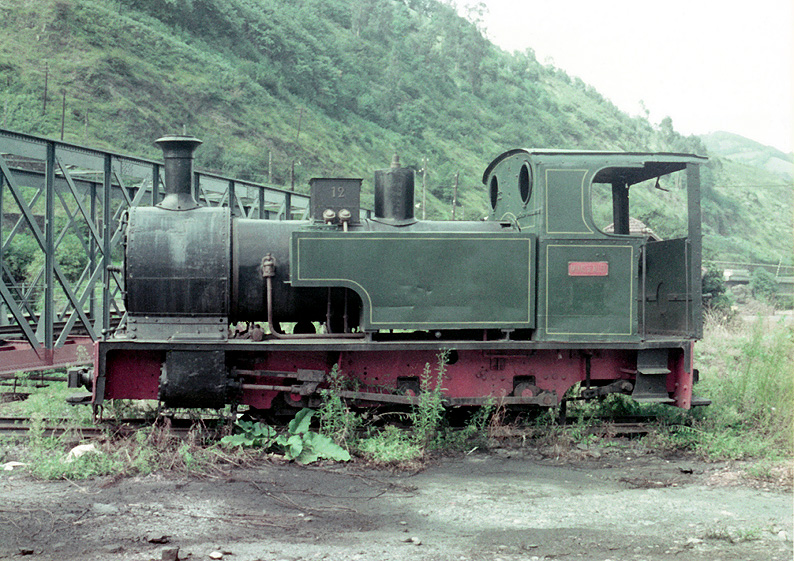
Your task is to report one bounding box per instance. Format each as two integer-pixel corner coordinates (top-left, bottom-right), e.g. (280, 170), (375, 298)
(0, 0), (790, 265)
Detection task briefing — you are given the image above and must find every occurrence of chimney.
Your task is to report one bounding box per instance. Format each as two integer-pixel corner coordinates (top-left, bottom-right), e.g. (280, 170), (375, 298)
(155, 135), (202, 211)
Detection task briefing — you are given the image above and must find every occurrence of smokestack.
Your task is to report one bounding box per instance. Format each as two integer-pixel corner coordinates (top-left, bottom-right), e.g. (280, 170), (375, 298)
(155, 135), (202, 211)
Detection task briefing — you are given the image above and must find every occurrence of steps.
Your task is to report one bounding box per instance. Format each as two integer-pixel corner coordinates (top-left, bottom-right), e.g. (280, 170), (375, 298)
(631, 349), (675, 404)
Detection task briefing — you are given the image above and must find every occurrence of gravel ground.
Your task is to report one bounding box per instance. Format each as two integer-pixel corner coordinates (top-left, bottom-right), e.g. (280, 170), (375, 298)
(1, 444), (792, 561)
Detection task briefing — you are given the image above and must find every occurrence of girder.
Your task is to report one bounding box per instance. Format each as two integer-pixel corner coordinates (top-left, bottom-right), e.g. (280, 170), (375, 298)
(0, 128), (311, 375)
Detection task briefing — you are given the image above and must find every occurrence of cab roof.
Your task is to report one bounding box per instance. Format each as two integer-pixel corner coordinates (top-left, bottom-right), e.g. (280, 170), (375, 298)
(482, 149), (707, 186)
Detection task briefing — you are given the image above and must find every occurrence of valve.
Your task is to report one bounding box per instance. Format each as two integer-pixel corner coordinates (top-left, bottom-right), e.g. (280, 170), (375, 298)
(261, 253), (276, 278)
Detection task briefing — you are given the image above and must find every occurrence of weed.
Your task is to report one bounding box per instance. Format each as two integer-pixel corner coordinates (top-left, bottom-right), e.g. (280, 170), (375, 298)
(356, 425), (422, 463)
(319, 364), (360, 447)
(409, 353), (448, 448)
(20, 415), (125, 480)
(703, 525), (763, 543)
(222, 409), (350, 464)
(275, 408), (351, 463)
(1, 380), (94, 425)
(220, 419), (277, 448)
(690, 315), (793, 458)
(0, 407), (246, 480)
(557, 314), (794, 462)
(440, 399), (499, 451)
(465, 398), (497, 440)
(102, 398), (160, 422)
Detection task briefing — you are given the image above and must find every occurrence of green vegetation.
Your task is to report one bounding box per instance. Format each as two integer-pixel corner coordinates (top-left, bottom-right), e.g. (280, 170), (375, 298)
(2, 311), (792, 480)
(556, 312), (793, 465)
(685, 312), (793, 460)
(409, 353), (448, 447)
(0, 388), (232, 479)
(749, 268), (780, 305)
(221, 409), (351, 463)
(317, 352), (475, 464)
(0, 375), (94, 424)
(1, 0), (790, 267)
(702, 265), (732, 315)
(220, 418), (276, 448)
(223, 352), (491, 465)
(318, 364), (361, 446)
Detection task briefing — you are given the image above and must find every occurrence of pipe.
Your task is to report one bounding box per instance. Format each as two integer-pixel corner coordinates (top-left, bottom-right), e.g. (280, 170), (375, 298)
(261, 253), (364, 340)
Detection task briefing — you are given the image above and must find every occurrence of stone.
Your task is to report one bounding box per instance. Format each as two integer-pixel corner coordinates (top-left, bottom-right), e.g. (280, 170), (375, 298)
(147, 534), (170, 544)
(91, 503), (120, 515)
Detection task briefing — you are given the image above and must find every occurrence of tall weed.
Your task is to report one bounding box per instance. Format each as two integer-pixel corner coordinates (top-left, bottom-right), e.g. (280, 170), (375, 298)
(409, 353), (448, 447)
(694, 313), (793, 457)
(319, 364), (360, 447)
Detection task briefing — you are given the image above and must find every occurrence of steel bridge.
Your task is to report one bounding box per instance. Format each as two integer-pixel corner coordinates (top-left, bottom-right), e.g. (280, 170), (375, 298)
(0, 129), (313, 376)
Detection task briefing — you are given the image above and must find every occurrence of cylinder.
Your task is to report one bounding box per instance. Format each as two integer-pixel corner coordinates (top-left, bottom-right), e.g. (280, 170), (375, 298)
(374, 155), (415, 223)
(155, 135), (202, 211)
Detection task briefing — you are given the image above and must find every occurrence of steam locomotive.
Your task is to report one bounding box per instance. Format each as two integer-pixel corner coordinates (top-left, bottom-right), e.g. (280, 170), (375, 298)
(72, 136), (707, 414)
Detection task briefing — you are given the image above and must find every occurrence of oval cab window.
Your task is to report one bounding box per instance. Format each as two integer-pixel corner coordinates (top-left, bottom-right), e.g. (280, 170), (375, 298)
(519, 163), (532, 204)
(489, 175), (499, 209)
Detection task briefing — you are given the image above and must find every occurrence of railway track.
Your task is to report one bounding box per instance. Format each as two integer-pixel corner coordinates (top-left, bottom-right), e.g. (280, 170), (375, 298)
(0, 416), (106, 438)
(0, 416), (224, 439)
(0, 415), (655, 441)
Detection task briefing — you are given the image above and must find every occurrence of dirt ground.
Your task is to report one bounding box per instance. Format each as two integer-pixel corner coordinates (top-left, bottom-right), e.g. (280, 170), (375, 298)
(1, 443), (792, 561)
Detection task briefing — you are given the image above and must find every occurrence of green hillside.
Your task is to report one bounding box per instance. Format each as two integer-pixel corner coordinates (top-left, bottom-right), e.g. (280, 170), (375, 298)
(702, 131), (793, 178)
(0, 0), (790, 265)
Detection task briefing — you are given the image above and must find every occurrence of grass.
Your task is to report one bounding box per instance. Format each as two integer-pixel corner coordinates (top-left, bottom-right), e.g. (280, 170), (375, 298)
(0, 373), (94, 425)
(503, 307), (793, 480)
(683, 311), (794, 460)
(0, 379), (246, 480)
(409, 353), (448, 448)
(3, 310), (791, 478)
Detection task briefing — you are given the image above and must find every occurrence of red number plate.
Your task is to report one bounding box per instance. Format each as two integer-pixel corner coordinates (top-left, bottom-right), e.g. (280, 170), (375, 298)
(568, 261), (609, 276)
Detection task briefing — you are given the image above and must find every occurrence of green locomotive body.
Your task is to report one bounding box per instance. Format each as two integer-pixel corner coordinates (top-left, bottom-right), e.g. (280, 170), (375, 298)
(83, 140), (707, 412)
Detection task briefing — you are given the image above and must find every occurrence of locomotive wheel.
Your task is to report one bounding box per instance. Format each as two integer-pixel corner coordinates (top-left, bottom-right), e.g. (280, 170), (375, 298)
(513, 382), (541, 398)
(396, 377), (421, 397)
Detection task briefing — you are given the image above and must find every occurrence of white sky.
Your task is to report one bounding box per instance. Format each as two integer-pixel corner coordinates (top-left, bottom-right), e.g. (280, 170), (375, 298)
(478, 0), (794, 154)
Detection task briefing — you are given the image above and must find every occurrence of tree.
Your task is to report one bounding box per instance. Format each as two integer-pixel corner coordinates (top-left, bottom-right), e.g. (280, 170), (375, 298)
(749, 268), (779, 305)
(702, 266), (731, 314)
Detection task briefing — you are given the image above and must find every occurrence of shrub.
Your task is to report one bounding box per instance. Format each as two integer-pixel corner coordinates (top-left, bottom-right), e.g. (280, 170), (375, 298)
(749, 268), (779, 305)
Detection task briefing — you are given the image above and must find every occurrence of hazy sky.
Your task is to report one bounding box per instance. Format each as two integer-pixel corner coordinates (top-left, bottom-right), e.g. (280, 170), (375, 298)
(478, 0), (793, 154)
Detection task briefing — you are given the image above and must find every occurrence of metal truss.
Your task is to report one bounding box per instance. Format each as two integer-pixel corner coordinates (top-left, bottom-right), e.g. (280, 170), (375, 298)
(0, 129), (310, 374)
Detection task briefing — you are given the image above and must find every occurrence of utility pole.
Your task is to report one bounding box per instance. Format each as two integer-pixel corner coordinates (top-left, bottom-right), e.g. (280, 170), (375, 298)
(295, 107), (304, 143)
(422, 157), (427, 220)
(42, 62), (48, 115)
(268, 150), (272, 184)
(60, 90), (66, 140)
(451, 172), (459, 220)
(290, 106), (304, 191)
